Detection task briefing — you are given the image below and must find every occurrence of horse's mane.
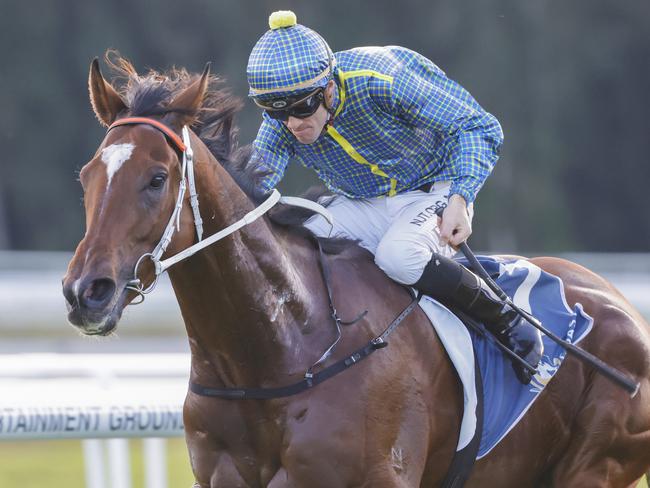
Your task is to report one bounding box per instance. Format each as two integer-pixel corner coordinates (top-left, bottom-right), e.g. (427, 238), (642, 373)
(104, 52), (354, 254)
(105, 52), (253, 188)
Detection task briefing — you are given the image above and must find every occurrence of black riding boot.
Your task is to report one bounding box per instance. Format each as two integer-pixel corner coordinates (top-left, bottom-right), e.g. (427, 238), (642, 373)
(414, 253), (544, 384)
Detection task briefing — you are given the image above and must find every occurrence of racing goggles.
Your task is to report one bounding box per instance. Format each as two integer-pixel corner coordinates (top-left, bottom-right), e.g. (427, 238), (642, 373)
(254, 88), (324, 121)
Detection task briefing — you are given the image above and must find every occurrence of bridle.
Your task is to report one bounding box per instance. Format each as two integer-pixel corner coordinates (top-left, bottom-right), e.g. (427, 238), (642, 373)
(105, 116), (333, 304)
(103, 116), (420, 400)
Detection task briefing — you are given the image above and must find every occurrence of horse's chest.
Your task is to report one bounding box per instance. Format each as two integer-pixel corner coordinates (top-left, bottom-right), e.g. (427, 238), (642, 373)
(185, 399), (297, 482)
(186, 396), (367, 487)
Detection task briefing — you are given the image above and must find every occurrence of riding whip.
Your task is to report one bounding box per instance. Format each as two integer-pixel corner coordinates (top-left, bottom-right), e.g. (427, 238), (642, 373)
(458, 241), (640, 397)
(435, 207), (640, 396)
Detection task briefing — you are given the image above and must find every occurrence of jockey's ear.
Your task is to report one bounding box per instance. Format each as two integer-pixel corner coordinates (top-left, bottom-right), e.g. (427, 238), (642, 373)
(166, 63), (211, 129)
(88, 58), (127, 127)
(324, 79), (337, 108)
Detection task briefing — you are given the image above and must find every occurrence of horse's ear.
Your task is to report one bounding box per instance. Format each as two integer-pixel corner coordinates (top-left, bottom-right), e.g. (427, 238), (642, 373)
(166, 63), (211, 128)
(88, 58), (127, 127)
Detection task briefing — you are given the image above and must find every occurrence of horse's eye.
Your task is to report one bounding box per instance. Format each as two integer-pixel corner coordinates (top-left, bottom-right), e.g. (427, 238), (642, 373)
(149, 174), (167, 189)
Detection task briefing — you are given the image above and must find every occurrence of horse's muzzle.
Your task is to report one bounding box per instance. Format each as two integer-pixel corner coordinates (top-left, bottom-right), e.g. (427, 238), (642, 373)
(62, 275), (122, 335)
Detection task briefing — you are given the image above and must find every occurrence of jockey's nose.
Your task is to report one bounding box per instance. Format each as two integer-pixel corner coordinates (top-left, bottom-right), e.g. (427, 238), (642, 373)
(68, 277), (117, 311)
(286, 116), (306, 131)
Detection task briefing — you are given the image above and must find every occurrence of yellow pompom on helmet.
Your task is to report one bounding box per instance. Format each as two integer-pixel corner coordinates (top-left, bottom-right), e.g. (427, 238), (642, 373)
(247, 10), (335, 102)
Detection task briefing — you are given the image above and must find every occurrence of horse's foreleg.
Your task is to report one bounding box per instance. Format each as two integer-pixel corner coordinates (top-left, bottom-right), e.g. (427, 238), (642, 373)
(266, 465), (416, 488)
(189, 450), (250, 488)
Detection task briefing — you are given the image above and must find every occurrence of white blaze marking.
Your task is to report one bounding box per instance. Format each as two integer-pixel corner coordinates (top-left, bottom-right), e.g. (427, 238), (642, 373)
(101, 143), (135, 188)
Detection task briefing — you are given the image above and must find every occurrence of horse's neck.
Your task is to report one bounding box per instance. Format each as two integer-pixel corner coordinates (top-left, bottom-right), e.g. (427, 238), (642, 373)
(168, 142), (320, 387)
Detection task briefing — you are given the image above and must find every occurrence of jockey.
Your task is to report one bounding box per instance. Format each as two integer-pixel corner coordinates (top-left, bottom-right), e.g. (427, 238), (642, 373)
(246, 10), (543, 384)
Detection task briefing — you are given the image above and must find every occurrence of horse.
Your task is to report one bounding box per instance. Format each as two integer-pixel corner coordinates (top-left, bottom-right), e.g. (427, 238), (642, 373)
(62, 55), (650, 487)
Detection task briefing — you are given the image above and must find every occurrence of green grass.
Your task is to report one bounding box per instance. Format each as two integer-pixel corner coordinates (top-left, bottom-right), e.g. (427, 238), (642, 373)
(0, 438), (195, 487)
(0, 439), (647, 487)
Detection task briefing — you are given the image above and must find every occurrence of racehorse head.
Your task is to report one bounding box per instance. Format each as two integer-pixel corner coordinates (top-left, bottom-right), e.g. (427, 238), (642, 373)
(62, 55), (238, 336)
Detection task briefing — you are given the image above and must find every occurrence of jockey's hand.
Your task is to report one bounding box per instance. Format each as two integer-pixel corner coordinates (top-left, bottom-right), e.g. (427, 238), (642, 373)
(438, 194), (472, 248)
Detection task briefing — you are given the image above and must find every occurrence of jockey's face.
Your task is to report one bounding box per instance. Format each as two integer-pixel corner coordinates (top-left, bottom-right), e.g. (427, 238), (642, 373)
(284, 80), (335, 144)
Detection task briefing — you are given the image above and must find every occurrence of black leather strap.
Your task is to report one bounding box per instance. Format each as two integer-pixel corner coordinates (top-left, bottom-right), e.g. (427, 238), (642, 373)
(189, 296), (420, 400)
(191, 340), (381, 400)
(189, 239), (421, 401)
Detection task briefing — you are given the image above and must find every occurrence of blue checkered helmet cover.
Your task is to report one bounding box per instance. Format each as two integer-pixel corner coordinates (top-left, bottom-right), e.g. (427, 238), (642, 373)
(247, 20), (335, 101)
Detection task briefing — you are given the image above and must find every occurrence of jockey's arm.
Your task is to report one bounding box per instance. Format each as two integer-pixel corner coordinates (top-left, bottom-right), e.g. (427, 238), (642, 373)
(388, 65), (504, 245)
(249, 116), (293, 200)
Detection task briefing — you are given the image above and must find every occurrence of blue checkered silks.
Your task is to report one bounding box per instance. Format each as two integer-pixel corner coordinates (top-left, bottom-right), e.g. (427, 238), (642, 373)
(251, 45), (504, 204)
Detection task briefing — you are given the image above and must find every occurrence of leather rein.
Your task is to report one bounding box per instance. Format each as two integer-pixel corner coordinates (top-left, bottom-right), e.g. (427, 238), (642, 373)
(106, 117), (421, 400)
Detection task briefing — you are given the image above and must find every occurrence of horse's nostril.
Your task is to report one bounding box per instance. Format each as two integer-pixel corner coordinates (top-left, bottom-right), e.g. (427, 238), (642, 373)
(62, 281), (77, 307)
(80, 278), (116, 309)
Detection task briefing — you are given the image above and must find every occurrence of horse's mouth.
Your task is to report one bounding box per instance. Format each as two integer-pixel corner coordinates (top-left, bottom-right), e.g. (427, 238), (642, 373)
(76, 317), (118, 336)
(66, 285), (129, 336)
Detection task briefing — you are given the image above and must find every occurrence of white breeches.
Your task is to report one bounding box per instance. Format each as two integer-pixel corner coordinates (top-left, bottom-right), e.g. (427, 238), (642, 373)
(304, 182), (474, 285)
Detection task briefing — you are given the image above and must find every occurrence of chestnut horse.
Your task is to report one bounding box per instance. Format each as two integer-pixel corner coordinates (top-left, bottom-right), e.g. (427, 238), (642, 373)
(63, 57), (650, 487)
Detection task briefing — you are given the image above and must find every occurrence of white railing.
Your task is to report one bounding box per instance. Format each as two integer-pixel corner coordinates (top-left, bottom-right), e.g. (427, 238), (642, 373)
(0, 354), (190, 488)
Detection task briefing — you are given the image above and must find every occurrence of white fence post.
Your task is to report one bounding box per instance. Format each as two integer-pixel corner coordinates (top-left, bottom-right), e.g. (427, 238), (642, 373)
(108, 438), (131, 488)
(83, 439), (107, 488)
(144, 438), (168, 488)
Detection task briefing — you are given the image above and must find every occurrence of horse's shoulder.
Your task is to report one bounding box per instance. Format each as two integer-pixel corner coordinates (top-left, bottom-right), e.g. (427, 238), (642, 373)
(322, 240), (376, 268)
(321, 241), (417, 313)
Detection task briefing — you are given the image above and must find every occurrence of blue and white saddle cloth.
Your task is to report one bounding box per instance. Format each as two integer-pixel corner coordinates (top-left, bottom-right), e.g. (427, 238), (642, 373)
(417, 256), (594, 459)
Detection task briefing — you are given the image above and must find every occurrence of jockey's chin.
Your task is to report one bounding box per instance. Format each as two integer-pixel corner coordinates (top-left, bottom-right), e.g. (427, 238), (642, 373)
(285, 105), (329, 144)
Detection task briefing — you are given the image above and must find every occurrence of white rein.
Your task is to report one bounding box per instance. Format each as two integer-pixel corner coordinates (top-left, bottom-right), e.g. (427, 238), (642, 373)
(126, 125), (334, 303)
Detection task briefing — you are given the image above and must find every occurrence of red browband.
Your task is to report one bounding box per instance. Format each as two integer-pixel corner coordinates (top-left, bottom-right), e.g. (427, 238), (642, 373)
(107, 117), (186, 152)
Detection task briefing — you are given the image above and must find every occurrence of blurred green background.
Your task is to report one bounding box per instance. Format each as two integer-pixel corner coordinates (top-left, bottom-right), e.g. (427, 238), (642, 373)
(0, 439), (194, 487)
(0, 0), (648, 253)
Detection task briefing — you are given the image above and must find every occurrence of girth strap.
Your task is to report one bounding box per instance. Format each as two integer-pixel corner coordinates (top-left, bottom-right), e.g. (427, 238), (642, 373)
(189, 295), (420, 400)
(189, 240), (422, 400)
(190, 339), (388, 400)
